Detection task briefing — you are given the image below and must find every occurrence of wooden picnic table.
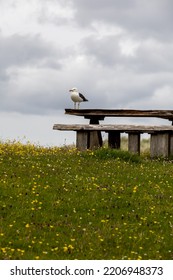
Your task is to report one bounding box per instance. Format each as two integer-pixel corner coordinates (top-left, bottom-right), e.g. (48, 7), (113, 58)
(53, 109), (173, 157)
(65, 109), (173, 122)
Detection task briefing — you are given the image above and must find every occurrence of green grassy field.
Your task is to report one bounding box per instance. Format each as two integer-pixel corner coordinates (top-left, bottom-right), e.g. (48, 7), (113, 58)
(0, 141), (173, 260)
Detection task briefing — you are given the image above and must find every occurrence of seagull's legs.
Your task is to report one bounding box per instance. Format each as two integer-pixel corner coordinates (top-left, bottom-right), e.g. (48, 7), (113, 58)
(74, 102), (76, 109)
(78, 102), (80, 109)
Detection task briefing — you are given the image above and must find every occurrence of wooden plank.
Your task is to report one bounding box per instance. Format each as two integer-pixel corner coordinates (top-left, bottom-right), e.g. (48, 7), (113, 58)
(76, 131), (88, 151)
(150, 134), (157, 157)
(65, 109), (173, 120)
(150, 133), (170, 158)
(128, 133), (140, 154)
(53, 124), (173, 132)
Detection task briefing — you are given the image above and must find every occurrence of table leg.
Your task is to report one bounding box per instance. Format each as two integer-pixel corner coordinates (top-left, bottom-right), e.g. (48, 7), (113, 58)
(76, 131), (89, 151)
(108, 131), (121, 149)
(128, 133), (140, 154)
(150, 132), (169, 158)
(89, 118), (103, 149)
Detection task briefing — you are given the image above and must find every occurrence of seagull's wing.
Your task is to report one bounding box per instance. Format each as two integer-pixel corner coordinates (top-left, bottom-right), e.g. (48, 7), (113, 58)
(79, 92), (88, 101)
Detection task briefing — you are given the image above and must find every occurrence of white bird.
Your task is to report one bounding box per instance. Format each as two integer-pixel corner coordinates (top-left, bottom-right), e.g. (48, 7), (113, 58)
(69, 87), (88, 109)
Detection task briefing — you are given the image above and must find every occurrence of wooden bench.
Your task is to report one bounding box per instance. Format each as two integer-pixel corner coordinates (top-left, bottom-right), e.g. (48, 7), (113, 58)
(53, 124), (173, 157)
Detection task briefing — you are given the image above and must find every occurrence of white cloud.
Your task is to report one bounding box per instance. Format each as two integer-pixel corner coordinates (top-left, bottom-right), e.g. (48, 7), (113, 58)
(37, 0), (76, 25)
(119, 38), (140, 57)
(152, 86), (173, 108)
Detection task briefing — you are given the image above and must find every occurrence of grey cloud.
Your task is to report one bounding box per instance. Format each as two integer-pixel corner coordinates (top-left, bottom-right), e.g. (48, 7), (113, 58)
(37, 0), (75, 25)
(1, 0), (173, 117)
(81, 33), (173, 75)
(0, 33), (71, 115)
(0, 68), (68, 115)
(0, 33), (60, 70)
(73, 0), (173, 40)
(1, 87), (64, 115)
(81, 34), (122, 67)
(134, 41), (173, 73)
(2, 91), (64, 115)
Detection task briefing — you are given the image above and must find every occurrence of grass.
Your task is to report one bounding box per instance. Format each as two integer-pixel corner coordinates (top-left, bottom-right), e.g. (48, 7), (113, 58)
(0, 140), (173, 260)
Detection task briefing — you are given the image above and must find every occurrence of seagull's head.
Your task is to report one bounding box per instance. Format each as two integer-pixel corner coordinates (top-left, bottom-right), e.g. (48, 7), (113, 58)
(69, 87), (78, 93)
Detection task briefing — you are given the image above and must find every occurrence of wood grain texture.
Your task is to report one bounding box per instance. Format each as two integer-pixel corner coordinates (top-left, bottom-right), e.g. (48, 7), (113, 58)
(65, 109), (173, 120)
(53, 124), (173, 133)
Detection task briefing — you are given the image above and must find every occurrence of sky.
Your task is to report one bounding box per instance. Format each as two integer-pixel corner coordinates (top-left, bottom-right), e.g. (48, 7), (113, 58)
(1, 0), (173, 146)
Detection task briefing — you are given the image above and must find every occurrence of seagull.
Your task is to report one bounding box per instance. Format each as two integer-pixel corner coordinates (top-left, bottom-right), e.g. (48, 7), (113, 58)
(69, 87), (88, 109)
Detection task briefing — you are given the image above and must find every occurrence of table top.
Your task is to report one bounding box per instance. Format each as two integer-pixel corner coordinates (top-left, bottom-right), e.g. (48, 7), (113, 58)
(65, 109), (173, 120)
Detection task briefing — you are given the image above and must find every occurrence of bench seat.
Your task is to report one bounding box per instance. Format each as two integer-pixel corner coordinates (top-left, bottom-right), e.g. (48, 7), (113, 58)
(53, 124), (173, 157)
(53, 124), (173, 132)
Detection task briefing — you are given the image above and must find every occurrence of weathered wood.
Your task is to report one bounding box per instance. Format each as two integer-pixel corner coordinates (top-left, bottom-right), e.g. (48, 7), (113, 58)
(53, 124), (173, 132)
(128, 133), (140, 154)
(169, 134), (173, 156)
(108, 131), (120, 149)
(76, 131), (88, 151)
(150, 133), (170, 158)
(88, 131), (102, 149)
(53, 123), (173, 157)
(65, 109), (173, 121)
(76, 130), (103, 150)
(89, 117), (103, 149)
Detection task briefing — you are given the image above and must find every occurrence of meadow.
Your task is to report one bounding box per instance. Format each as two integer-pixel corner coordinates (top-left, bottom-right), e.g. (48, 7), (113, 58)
(0, 140), (173, 260)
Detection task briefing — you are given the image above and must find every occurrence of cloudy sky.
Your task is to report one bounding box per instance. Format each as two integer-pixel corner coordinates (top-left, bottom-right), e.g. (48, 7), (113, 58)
(1, 0), (173, 146)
